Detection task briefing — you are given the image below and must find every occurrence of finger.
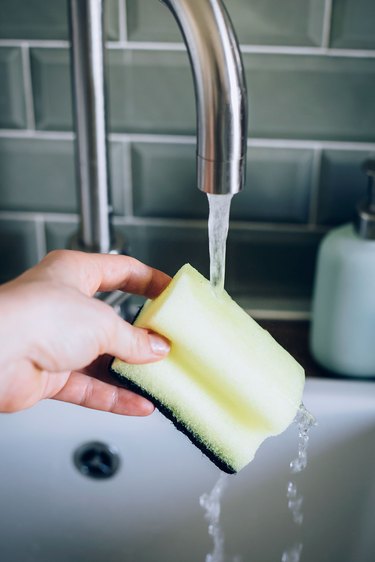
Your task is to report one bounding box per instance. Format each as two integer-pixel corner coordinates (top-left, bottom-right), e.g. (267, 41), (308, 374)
(103, 309), (170, 364)
(52, 370), (155, 416)
(37, 250), (171, 298)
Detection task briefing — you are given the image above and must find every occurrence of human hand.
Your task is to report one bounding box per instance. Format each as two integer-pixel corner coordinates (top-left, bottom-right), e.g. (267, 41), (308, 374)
(0, 250), (171, 415)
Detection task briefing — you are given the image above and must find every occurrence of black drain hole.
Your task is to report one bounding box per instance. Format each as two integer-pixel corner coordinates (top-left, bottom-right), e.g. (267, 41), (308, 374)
(73, 441), (120, 479)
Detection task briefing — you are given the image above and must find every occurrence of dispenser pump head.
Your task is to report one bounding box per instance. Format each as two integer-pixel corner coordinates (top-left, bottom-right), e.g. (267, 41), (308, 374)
(355, 159), (375, 240)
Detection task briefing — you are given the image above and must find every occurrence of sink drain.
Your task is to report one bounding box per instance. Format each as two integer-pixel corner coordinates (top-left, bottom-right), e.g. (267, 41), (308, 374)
(73, 441), (120, 479)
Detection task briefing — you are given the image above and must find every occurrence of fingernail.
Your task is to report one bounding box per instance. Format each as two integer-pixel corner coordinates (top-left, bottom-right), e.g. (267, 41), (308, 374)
(149, 334), (170, 355)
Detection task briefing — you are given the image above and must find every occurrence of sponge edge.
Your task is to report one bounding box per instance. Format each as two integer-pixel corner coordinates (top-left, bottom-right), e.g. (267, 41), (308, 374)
(111, 264), (305, 474)
(110, 369), (237, 474)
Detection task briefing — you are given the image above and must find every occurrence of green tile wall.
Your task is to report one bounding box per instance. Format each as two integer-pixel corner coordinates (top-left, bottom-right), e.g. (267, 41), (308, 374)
(0, 138), (126, 214)
(132, 142), (313, 223)
(247, 55), (375, 142)
(30, 49), (197, 134)
(231, 148), (313, 223)
(317, 150), (372, 225)
(44, 219), (322, 300)
(131, 142), (205, 218)
(127, 0), (326, 46)
(330, 0), (375, 50)
(226, 229), (322, 298)
(45, 218), (79, 252)
(28, 48), (375, 143)
(0, 219), (40, 283)
(0, 48), (26, 129)
(0, 0), (374, 307)
(107, 50), (196, 134)
(0, 0), (120, 41)
(0, 138), (76, 212)
(30, 49), (72, 131)
(0, 0), (68, 40)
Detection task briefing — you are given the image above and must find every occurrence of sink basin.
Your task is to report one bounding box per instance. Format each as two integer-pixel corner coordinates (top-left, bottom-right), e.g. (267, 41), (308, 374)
(0, 377), (374, 562)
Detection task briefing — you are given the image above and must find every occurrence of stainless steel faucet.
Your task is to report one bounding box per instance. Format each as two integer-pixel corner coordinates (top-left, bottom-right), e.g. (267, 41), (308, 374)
(68, 0), (247, 253)
(68, 0), (116, 254)
(161, 0), (247, 196)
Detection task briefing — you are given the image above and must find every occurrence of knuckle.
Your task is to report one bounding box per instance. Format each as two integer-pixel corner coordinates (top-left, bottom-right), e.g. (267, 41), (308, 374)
(43, 249), (69, 263)
(78, 378), (94, 407)
(131, 327), (149, 356)
(108, 388), (120, 413)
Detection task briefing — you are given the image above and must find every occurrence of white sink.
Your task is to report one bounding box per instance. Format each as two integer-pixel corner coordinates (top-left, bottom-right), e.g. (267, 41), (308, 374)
(0, 377), (374, 562)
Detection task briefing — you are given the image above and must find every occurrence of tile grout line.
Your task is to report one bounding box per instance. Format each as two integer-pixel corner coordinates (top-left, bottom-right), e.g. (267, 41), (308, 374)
(0, 129), (75, 140)
(0, 39), (69, 48)
(118, 0), (128, 42)
(1, 128), (375, 152)
(110, 42), (375, 59)
(0, 210), (79, 222)
(321, 0), (334, 49)
(122, 141), (134, 217)
(107, 40), (186, 51)
(241, 45), (375, 59)
(307, 148), (323, 227)
(35, 215), (47, 259)
(0, 210), (329, 234)
(113, 215), (330, 234)
(1, 39), (375, 58)
(112, 134), (375, 152)
(110, 132), (196, 144)
(21, 43), (36, 130)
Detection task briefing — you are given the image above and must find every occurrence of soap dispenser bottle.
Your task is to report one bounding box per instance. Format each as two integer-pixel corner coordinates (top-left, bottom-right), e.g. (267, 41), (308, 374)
(310, 159), (375, 377)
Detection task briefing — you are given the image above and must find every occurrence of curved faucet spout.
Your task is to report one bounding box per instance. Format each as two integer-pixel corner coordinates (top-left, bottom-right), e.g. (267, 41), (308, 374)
(161, 0), (248, 195)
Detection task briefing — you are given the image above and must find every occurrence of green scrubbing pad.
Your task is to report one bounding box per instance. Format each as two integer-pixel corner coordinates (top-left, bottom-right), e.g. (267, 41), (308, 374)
(111, 264), (305, 474)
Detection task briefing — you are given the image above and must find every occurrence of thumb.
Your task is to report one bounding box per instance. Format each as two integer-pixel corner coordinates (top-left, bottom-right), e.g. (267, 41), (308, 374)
(105, 311), (170, 365)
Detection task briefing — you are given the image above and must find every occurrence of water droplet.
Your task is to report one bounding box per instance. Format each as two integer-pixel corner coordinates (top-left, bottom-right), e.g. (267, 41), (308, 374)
(282, 543), (303, 562)
(200, 473), (228, 562)
(282, 404), (316, 561)
(287, 482), (297, 498)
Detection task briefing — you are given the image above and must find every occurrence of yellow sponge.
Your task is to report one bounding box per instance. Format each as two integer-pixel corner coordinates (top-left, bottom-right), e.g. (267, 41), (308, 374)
(111, 264), (305, 473)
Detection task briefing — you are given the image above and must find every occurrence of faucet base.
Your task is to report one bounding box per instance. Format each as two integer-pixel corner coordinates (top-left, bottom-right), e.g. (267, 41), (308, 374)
(69, 229), (127, 255)
(69, 229), (131, 318)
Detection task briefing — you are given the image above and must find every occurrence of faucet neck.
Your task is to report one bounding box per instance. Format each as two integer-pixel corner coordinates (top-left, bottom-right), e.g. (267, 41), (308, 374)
(161, 0), (248, 195)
